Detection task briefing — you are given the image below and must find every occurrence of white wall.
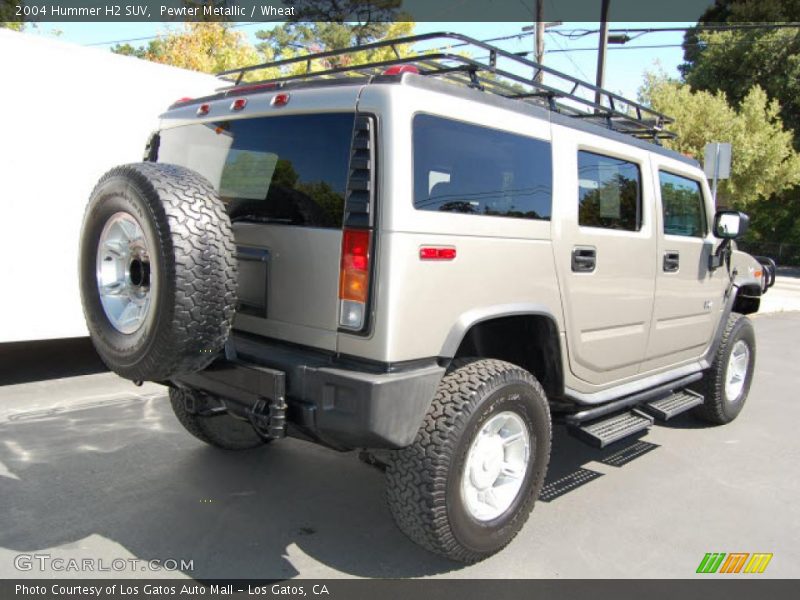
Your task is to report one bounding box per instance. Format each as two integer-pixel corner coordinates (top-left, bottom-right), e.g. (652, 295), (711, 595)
(0, 30), (221, 343)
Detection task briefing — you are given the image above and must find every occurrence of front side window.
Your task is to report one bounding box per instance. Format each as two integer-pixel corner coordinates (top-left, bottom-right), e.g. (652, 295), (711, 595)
(578, 151), (642, 231)
(157, 113), (355, 228)
(413, 114), (552, 221)
(659, 171), (707, 237)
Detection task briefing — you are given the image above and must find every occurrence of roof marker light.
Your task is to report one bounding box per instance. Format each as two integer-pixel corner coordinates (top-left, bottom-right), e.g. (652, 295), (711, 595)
(271, 93), (290, 107)
(230, 98), (247, 111)
(383, 64), (419, 76)
(196, 103), (210, 116)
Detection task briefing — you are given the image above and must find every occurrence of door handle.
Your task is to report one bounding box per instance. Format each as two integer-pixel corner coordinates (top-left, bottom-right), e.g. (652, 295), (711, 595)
(572, 246), (596, 273)
(663, 251), (680, 273)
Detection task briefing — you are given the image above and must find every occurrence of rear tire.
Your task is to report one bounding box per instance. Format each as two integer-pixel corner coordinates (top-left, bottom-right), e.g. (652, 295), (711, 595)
(693, 312), (756, 424)
(169, 387), (268, 451)
(385, 359), (551, 563)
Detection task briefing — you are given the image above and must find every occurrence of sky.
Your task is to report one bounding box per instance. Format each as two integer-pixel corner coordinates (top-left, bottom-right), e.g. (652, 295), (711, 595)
(23, 20), (694, 101)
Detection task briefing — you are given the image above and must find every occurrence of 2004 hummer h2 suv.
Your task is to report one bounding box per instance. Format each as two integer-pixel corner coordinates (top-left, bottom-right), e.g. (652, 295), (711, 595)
(79, 33), (776, 563)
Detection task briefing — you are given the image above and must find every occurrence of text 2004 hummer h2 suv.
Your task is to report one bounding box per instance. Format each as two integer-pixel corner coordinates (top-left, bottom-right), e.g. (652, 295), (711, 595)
(79, 34), (775, 562)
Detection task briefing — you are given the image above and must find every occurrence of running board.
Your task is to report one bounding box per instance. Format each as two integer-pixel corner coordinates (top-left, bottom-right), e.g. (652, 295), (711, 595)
(642, 389), (704, 421)
(569, 410), (654, 449)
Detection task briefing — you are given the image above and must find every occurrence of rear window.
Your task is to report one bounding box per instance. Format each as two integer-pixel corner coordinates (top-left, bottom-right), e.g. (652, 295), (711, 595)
(157, 113), (355, 228)
(413, 114), (552, 221)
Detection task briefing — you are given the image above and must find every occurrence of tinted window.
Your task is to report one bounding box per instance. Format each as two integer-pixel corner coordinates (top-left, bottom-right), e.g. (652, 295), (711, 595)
(413, 114), (552, 220)
(157, 113), (355, 228)
(578, 151), (641, 231)
(659, 171), (707, 237)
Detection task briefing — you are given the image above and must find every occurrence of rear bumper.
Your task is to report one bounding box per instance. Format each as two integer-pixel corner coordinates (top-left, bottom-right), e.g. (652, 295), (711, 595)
(175, 335), (444, 450)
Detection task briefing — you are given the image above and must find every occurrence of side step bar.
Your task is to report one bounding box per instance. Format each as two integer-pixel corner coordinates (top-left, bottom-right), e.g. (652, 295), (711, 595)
(642, 389), (704, 421)
(570, 410), (654, 448)
(568, 387), (706, 448)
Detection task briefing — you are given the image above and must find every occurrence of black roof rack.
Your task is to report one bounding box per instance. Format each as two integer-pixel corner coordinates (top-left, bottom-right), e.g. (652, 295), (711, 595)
(216, 32), (675, 141)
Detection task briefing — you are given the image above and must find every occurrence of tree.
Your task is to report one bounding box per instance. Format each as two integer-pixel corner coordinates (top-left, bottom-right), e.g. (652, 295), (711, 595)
(640, 74), (800, 219)
(1, 0), (23, 30)
(255, 21), (415, 72)
(680, 1), (800, 144)
(112, 23), (263, 77)
(254, 0), (413, 69)
(675, 1), (800, 253)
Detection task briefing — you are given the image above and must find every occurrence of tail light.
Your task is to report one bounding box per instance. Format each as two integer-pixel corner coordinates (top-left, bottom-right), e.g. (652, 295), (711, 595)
(339, 228), (372, 330)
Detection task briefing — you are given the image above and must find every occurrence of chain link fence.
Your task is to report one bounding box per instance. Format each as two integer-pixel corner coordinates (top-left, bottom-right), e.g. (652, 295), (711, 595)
(737, 241), (800, 266)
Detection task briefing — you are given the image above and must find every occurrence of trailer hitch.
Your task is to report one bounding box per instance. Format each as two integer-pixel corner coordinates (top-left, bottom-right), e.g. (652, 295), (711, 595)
(174, 358), (289, 440)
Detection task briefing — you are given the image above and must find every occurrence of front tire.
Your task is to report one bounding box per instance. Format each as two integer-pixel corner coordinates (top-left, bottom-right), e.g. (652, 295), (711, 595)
(385, 359), (551, 563)
(694, 312), (756, 424)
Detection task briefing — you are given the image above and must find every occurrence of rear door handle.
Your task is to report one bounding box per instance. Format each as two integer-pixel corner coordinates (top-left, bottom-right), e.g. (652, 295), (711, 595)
(663, 251), (680, 273)
(572, 246), (596, 273)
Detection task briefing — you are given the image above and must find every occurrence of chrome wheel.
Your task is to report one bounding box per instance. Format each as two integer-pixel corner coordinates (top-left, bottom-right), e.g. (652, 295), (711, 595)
(461, 410), (531, 521)
(725, 339), (750, 402)
(96, 212), (155, 334)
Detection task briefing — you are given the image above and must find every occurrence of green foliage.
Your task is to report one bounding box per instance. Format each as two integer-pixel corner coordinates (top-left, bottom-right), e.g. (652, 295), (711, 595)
(254, 21), (415, 78)
(680, 27), (800, 141)
(110, 43), (147, 59)
(0, 0), (22, 30)
(111, 23), (263, 78)
(640, 74), (800, 212)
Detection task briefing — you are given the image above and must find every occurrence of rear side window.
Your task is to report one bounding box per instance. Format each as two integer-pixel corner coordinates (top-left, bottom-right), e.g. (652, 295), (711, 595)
(157, 113), (355, 228)
(578, 151), (642, 231)
(413, 114), (552, 221)
(659, 171), (707, 237)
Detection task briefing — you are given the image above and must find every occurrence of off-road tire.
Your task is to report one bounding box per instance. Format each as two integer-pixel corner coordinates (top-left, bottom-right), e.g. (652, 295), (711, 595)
(385, 359), (551, 563)
(169, 387), (268, 451)
(693, 312), (756, 425)
(79, 163), (237, 382)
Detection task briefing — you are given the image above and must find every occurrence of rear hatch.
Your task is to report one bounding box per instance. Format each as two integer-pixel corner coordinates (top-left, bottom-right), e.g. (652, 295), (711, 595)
(156, 104), (360, 352)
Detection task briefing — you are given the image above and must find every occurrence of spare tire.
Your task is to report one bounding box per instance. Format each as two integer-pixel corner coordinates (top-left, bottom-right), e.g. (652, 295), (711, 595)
(79, 162), (237, 382)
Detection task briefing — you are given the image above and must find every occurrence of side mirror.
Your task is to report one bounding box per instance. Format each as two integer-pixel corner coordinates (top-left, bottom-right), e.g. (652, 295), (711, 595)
(713, 210), (749, 239)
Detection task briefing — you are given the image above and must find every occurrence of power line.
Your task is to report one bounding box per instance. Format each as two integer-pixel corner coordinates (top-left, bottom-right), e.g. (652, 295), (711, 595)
(545, 38), (797, 54)
(545, 30), (591, 81)
(552, 23), (800, 40)
(85, 21), (268, 47)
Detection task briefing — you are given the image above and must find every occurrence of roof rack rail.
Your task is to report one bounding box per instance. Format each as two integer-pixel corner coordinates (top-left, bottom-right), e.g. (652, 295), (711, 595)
(216, 32), (675, 141)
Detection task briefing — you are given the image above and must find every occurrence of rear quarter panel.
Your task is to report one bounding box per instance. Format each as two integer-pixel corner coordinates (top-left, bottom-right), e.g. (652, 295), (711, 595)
(337, 83), (564, 363)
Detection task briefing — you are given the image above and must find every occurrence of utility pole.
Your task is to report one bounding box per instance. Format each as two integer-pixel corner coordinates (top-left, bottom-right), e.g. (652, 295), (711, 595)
(594, 0), (611, 108)
(534, 0), (544, 82)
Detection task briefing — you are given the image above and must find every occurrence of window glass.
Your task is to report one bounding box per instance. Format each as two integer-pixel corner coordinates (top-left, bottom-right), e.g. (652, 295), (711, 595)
(413, 114), (552, 220)
(659, 171), (707, 237)
(157, 113), (355, 228)
(578, 151), (642, 231)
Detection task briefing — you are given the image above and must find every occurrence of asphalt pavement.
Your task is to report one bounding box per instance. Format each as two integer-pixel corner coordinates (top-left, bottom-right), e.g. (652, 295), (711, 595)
(1, 311), (798, 579)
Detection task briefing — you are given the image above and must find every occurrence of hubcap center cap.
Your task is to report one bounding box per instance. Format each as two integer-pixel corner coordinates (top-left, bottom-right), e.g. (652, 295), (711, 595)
(96, 212), (155, 335)
(461, 410), (531, 522)
(128, 257), (150, 288)
(470, 437), (504, 489)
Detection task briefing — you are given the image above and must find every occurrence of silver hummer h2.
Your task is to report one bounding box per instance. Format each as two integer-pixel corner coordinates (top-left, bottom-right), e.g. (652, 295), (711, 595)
(79, 34), (775, 563)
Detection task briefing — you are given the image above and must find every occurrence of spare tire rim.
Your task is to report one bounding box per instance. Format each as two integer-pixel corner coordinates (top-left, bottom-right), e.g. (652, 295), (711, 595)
(725, 339), (750, 402)
(96, 212), (155, 334)
(461, 410), (531, 522)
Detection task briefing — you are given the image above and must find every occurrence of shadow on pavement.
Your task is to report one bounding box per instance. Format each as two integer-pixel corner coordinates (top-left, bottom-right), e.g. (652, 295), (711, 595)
(0, 395), (456, 578)
(0, 399), (665, 578)
(0, 338), (107, 386)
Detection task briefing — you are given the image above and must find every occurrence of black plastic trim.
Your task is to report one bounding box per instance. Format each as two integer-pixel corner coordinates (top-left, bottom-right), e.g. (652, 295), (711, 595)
(173, 335), (445, 450)
(564, 372), (703, 425)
